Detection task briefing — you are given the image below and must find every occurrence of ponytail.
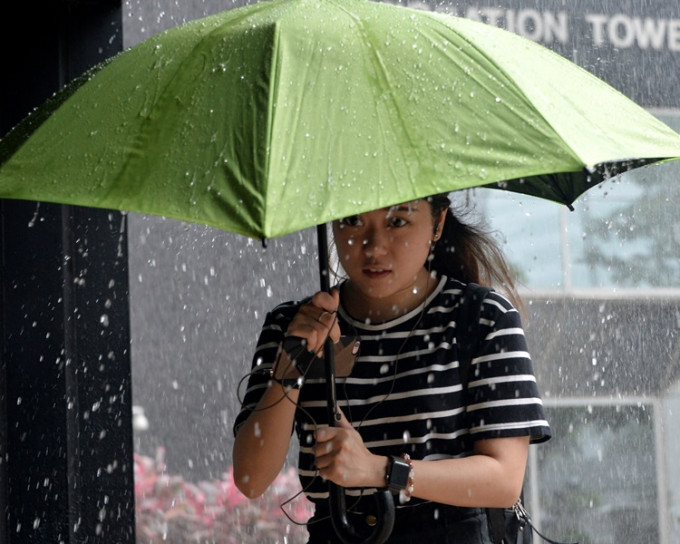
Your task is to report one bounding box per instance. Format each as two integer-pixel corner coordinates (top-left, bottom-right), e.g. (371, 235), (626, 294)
(428, 194), (523, 311)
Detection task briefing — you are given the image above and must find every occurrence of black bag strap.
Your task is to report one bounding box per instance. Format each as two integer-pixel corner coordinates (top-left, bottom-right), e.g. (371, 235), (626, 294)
(510, 501), (579, 544)
(456, 284), (578, 544)
(456, 282), (491, 390)
(457, 284), (501, 540)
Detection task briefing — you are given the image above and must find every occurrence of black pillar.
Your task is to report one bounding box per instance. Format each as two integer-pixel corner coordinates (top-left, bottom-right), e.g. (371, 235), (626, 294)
(0, 1), (134, 542)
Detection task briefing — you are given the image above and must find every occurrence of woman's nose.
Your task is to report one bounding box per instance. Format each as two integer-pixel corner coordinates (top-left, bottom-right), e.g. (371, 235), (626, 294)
(362, 228), (388, 257)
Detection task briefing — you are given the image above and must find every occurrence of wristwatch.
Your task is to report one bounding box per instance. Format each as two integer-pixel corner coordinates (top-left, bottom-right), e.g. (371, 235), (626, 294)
(385, 455), (411, 493)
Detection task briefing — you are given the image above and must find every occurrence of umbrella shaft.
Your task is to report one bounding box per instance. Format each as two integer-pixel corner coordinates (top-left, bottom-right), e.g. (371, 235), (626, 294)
(317, 224), (331, 292)
(317, 224), (340, 426)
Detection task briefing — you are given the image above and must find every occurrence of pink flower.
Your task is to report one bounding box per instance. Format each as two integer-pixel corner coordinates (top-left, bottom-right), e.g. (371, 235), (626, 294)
(135, 448), (314, 543)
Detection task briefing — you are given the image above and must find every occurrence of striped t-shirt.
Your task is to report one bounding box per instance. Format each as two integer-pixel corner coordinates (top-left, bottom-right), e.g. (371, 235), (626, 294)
(234, 275), (551, 505)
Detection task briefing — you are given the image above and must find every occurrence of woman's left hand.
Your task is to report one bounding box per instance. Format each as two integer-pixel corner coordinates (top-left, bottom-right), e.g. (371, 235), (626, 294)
(313, 410), (387, 489)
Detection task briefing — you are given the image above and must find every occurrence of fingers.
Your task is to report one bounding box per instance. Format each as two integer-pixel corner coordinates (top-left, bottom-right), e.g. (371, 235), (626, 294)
(314, 409), (349, 446)
(312, 289), (341, 343)
(313, 414), (372, 487)
(313, 425), (343, 477)
(335, 408), (353, 429)
(287, 290), (341, 352)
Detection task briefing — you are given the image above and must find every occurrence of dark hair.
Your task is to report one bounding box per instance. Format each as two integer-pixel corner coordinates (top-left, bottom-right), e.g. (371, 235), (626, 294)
(427, 193), (523, 311)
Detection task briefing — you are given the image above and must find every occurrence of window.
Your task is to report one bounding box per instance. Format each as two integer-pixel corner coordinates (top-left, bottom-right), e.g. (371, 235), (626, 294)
(529, 403), (659, 544)
(476, 111), (680, 291)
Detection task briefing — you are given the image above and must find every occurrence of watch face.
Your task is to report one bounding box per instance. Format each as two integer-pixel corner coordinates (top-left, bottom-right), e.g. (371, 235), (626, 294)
(388, 457), (411, 490)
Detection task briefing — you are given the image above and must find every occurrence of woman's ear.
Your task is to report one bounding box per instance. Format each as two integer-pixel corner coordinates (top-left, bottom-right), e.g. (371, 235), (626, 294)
(433, 209), (447, 241)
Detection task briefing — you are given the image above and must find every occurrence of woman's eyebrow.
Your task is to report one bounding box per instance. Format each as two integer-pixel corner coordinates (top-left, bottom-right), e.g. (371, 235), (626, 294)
(388, 204), (419, 214)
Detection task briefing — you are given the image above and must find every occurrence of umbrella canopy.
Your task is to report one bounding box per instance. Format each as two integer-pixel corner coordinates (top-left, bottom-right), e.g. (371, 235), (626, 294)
(1, 0), (680, 240)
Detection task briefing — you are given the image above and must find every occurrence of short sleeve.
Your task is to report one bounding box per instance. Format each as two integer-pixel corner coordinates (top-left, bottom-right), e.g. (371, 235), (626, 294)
(466, 292), (551, 444)
(232, 302), (299, 436)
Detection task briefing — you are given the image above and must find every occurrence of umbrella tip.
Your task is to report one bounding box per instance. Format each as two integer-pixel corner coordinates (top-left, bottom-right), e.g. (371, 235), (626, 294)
(567, 203), (575, 212)
(261, 238), (268, 248)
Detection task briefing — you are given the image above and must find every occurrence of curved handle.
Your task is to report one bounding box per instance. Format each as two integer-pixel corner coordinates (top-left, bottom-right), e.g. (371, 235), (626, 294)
(329, 484), (395, 544)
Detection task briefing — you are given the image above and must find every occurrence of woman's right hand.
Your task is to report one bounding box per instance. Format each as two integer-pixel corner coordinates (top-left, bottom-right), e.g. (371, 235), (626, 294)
(285, 289), (341, 356)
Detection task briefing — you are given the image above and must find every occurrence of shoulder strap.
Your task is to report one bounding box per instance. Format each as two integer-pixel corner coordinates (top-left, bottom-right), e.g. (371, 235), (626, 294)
(458, 284), (577, 544)
(457, 282), (491, 389)
(457, 284), (507, 543)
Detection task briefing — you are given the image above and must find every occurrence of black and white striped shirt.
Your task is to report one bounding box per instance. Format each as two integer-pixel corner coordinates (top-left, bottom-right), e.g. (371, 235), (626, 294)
(234, 275), (551, 504)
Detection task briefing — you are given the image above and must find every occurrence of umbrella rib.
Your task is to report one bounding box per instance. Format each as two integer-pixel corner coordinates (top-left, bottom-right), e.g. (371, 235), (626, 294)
(333, 0), (421, 194)
(426, 14), (585, 168)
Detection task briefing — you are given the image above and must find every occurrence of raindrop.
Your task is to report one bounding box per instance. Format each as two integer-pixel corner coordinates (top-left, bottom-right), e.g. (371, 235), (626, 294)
(100, 314), (110, 327)
(402, 430), (411, 442)
(379, 363), (390, 375)
(27, 203), (41, 228)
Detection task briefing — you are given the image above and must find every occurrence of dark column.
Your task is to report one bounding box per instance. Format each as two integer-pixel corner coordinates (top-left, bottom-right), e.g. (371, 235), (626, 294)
(0, 1), (134, 542)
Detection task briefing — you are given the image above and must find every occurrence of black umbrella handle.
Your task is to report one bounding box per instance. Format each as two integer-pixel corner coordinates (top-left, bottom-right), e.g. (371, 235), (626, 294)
(317, 224), (396, 544)
(322, 335), (395, 544)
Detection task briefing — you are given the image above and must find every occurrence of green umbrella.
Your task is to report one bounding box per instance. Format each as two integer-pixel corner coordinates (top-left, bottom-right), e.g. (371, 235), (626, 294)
(2, 0), (680, 542)
(1, 0), (679, 242)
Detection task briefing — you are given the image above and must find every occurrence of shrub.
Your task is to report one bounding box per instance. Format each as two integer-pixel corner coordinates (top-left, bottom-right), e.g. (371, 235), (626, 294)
(134, 448), (313, 543)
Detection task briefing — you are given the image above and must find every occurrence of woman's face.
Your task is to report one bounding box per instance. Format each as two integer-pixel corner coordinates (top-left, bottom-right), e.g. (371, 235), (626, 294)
(332, 200), (445, 314)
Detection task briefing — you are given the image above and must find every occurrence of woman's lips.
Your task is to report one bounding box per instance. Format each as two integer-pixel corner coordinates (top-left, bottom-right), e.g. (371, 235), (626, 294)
(362, 267), (391, 279)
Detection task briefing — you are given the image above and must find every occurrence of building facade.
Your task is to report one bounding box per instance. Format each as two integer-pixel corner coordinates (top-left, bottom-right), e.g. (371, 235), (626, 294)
(124, 1), (680, 542)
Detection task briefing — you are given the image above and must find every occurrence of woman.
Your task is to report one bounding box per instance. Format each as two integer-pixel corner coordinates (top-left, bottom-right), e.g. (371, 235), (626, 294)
(233, 193), (550, 543)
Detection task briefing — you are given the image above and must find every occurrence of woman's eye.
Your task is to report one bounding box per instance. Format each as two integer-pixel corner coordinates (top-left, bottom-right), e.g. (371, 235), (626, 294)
(388, 217), (408, 228)
(339, 215), (362, 227)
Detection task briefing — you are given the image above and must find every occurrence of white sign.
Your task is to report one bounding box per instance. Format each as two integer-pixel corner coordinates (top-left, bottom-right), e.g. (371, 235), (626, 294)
(585, 13), (680, 51)
(408, 3), (680, 52)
